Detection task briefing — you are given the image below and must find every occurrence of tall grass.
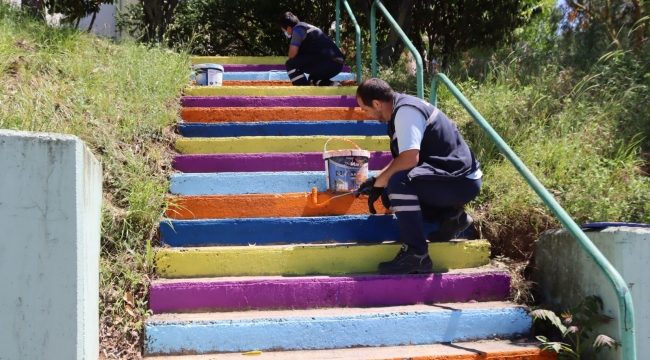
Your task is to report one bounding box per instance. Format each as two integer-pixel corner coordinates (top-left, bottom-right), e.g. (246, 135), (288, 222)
(373, 45), (650, 260)
(0, 4), (190, 358)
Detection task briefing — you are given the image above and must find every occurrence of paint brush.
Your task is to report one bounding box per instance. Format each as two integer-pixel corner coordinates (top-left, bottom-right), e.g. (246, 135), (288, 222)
(309, 187), (355, 207)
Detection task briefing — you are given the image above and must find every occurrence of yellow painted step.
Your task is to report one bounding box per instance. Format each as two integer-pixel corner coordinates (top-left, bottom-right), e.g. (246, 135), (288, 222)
(191, 56), (287, 65)
(184, 86), (358, 97)
(154, 241), (491, 278)
(175, 136), (389, 154)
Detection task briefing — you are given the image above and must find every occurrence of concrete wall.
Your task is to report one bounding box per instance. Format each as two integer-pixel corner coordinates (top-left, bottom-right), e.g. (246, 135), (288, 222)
(534, 227), (650, 359)
(0, 130), (102, 360)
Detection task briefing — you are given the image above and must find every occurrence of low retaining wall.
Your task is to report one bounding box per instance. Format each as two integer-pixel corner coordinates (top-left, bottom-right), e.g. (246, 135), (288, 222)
(0, 130), (102, 359)
(534, 227), (650, 359)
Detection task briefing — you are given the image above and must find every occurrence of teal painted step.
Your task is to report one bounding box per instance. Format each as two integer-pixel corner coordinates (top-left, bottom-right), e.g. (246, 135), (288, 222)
(169, 171), (379, 195)
(144, 302), (532, 355)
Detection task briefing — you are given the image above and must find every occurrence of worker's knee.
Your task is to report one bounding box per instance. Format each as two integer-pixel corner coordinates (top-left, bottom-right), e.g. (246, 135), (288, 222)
(385, 171), (411, 194)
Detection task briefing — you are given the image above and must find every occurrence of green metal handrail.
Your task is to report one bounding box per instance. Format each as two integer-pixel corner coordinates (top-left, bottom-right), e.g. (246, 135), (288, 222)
(335, 0), (362, 84)
(430, 73), (636, 360)
(370, 0), (423, 98)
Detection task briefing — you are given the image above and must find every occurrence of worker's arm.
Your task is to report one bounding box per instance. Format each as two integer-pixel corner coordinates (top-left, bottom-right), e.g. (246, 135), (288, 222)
(373, 149), (419, 187)
(288, 45), (299, 59)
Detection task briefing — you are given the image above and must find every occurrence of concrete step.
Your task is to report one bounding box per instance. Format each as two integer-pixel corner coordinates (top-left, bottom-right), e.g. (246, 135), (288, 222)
(223, 71), (356, 81)
(144, 302), (531, 355)
(184, 86), (357, 97)
(159, 215), (450, 247)
(172, 152), (392, 173)
(165, 192), (391, 219)
(181, 107), (370, 122)
(221, 80), (356, 87)
(150, 268), (509, 313)
(154, 241), (490, 278)
(181, 96), (359, 108)
(169, 171), (382, 195)
(174, 135), (389, 154)
(218, 64), (353, 72)
(145, 340), (552, 360)
(178, 121), (385, 138)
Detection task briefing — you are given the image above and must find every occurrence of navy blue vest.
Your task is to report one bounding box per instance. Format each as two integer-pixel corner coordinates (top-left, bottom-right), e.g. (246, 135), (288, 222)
(295, 22), (345, 60)
(388, 93), (480, 180)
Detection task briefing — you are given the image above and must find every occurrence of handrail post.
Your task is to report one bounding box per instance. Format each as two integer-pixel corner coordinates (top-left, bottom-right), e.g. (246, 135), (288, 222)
(430, 73), (636, 360)
(370, 0), (424, 98)
(335, 0), (362, 84)
(335, 0), (340, 47)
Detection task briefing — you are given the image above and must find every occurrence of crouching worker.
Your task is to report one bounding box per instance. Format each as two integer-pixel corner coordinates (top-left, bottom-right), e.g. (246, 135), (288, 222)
(278, 12), (345, 86)
(355, 78), (483, 275)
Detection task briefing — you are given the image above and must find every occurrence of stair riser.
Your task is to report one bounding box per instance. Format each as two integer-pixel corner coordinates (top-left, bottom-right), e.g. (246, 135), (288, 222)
(184, 86), (357, 97)
(175, 136), (388, 154)
(154, 241), (490, 278)
(181, 108), (370, 123)
(150, 272), (510, 313)
(223, 72), (356, 81)
(172, 152), (392, 173)
(222, 80), (356, 86)
(181, 96), (359, 108)
(179, 121), (385, 138)
(144, 307), (531, 355)
(219, 64), (353, 72)
(160, 216), (446, 247)
(166, 192), (391, 219)
(169, 172), (383, 195)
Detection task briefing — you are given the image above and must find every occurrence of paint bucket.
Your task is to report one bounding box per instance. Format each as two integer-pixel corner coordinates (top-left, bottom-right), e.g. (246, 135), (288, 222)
(191, 63), (224, 86)
(323, 137), (370, 193)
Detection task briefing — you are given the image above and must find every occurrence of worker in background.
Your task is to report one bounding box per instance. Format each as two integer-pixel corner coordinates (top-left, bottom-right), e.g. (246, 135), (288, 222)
(355, 78), (482, 275)
(278, 12), (344, 86)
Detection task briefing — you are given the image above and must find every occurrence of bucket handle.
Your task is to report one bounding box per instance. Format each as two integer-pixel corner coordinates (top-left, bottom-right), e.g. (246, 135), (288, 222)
(324, 137), (363, 153)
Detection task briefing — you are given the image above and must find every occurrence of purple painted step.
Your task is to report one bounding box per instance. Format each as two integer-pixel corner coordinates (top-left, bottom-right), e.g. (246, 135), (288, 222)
(173, 152), (393, 173)
(150, 270), (511, 313)
(182, 96), (359, 108)
(224, 64), (352, 72)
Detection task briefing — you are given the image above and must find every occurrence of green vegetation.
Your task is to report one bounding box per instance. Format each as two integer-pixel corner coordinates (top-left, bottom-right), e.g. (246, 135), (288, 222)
(0, 4), (189, 357)
(2, 0), (650, 356)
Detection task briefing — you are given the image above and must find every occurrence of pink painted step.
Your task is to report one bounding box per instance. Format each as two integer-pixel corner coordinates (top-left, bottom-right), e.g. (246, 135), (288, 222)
(173, 152), (393, 173)
(150, 268), (510, 313)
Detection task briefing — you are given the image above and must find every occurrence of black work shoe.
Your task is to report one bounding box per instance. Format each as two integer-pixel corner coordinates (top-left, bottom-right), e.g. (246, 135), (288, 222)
(427, 209), (473, 243)
(377, 244), (433, 275)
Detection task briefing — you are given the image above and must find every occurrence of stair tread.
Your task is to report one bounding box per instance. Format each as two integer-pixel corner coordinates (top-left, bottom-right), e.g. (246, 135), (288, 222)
(147, 301), (522, 323)
(151, 265), (507, 285)
(145, 340), (546, 359)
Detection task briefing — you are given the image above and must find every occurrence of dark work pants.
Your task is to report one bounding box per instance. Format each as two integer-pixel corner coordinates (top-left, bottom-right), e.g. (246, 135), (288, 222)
(285, 55), (343, 86)
(381, 171), (482, 255)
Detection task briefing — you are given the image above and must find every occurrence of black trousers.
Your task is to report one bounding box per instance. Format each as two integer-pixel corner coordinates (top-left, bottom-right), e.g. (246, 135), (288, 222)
(285, 54), (343, 86)
(381, 170), (482, 254)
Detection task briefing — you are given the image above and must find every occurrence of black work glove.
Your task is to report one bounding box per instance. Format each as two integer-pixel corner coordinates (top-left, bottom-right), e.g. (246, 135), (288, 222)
(367, 186), (385, 214)
(355, 177), (376, 197)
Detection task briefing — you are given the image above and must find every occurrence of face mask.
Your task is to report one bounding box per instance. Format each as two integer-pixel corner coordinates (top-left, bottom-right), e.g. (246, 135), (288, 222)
(284, 31), (291, 38)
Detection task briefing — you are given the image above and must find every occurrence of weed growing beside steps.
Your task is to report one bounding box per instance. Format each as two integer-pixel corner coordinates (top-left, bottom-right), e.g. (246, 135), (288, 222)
(0, 5), (190, 358)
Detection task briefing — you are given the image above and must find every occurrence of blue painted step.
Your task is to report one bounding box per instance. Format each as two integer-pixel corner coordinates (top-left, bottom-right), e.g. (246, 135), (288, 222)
(223, 71), (356, 81)
(160, 215), (449, 247)
(169, 171), (378, 195)
(178, 121), (386, 138)
(144, 303), (532, 355)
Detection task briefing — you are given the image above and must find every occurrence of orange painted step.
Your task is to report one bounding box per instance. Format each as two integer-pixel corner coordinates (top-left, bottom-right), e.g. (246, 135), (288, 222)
(223, 80), (356, 86)
(181, 107), (370, 123)
(166, 192), (391, 219)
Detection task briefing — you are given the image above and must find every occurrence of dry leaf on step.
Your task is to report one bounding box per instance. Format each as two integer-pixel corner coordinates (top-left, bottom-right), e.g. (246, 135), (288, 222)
(125, 304), (136, 318)
(123, 291), (134, 306)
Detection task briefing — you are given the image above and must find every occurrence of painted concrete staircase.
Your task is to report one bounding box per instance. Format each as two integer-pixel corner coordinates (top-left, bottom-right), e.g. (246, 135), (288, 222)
(145, 56), (554, 359)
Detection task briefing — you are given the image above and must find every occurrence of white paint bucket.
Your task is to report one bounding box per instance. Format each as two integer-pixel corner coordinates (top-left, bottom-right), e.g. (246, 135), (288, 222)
(323, 137), (370, 193)
(191, 63), (224, 86)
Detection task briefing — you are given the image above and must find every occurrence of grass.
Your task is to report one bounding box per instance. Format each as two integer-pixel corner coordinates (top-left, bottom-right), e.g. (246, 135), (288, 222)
(372, 50), (650, 262)
(0, 4), (189, 358)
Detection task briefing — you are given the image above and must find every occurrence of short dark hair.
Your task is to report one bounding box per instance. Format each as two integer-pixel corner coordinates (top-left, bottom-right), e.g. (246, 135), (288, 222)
(279, 12), (300, 29)
(356, 78), (394, 106)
